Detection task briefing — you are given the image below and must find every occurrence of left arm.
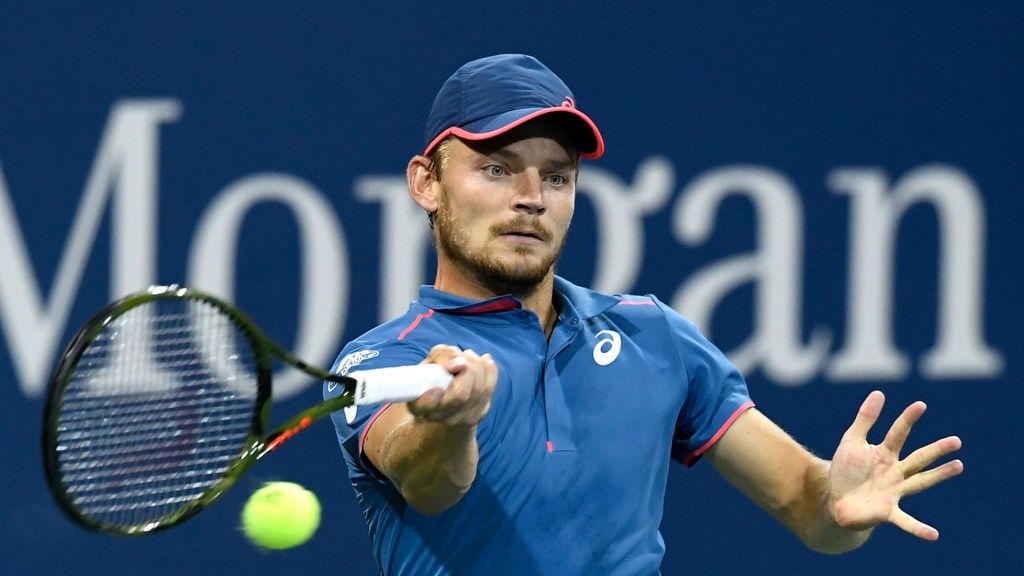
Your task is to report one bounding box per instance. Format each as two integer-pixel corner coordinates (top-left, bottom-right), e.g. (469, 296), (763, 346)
(705, 391), (963, 554)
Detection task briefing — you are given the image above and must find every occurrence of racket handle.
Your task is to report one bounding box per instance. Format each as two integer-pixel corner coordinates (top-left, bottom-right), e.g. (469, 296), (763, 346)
(348, 364), (454, 405)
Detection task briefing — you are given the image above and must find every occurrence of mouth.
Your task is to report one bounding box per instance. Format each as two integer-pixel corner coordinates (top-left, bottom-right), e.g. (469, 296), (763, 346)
(501, 229), (544, 241)
(497, 227), (553, 247)
(492, 219), (553, 245)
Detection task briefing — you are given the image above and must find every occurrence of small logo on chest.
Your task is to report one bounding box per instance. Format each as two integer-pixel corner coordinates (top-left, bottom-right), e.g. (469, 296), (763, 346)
(592, 330), (622, 366)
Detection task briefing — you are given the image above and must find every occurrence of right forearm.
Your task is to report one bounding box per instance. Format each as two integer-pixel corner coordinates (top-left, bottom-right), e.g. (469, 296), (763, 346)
(363, 346), (497, 514)
(377, 417), (479, 515)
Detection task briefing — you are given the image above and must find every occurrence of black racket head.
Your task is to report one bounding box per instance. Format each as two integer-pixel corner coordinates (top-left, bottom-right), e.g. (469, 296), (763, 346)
(42, 285), (273, 535)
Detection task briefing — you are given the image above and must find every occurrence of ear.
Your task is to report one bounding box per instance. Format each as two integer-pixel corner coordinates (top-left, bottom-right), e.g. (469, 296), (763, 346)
(407, 155), (440, 213)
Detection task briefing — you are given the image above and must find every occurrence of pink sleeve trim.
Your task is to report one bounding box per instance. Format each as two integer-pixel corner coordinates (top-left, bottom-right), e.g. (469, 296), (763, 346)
(358, 402), (394, 457)
(682, 400), (755, 467)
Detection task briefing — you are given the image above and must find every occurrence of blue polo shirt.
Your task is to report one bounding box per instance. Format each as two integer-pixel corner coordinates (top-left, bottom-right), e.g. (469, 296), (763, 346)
(326, 276), (753, 576)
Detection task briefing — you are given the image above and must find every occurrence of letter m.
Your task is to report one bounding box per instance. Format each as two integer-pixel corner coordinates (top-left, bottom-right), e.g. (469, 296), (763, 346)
(0, 100), (181, 397)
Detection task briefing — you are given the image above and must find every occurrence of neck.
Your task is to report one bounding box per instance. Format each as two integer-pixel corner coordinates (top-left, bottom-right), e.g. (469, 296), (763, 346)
(434, 262), (558, 336)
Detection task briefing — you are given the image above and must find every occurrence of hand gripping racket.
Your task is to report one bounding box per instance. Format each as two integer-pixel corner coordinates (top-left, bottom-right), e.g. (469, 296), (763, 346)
(42, 285), (452, 536)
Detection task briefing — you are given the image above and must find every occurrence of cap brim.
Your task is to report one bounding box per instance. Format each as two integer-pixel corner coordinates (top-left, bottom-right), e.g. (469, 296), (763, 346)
(424, 107), (605, 159)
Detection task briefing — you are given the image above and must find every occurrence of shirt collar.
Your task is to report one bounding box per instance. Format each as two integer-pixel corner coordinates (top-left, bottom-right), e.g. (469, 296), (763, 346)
(416, 286), (522, 315)
(415, 276), (619, 319)
(553, 275), (620, 319)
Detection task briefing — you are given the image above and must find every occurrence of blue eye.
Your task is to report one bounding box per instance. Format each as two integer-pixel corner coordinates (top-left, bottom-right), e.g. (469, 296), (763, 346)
(548, 174), (566, 186)
(486, 165), (506, 177)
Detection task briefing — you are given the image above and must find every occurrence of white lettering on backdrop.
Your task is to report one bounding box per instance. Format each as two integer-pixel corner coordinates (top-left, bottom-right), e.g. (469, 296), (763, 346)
(188, 174), (349, 399)
(0, 100), (180, 395)
(0, 100), (1005, 398)
(827, 167), (1003, 380)
(672, 167), (832, 385)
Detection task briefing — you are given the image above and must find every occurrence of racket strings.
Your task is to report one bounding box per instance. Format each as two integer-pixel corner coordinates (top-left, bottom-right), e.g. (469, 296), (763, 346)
(58, 393), (254, 428)
(53, 299), (260, 530)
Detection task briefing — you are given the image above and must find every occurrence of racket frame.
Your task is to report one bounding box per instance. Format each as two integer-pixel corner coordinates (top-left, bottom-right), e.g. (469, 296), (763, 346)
(42, 285), (357, 536)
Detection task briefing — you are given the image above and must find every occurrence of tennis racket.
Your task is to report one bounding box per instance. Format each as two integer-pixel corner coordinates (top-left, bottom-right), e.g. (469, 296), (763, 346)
(42, 284), (452, 536)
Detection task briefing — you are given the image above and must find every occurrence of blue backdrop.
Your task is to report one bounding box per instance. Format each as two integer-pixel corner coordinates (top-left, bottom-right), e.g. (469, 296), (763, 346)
(2, 2), (1021, 574)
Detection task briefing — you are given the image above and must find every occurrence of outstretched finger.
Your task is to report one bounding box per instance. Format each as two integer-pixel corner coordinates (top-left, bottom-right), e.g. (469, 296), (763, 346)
(901, 436), (962, 476)
(889, 507), (939, 541)
(881, 401), (927, 454)
(843, 391), (885, 442)
(901, 459), (964, 497)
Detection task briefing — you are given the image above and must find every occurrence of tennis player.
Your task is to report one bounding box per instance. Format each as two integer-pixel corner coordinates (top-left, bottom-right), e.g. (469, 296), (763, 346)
(325, 54), (963, 575)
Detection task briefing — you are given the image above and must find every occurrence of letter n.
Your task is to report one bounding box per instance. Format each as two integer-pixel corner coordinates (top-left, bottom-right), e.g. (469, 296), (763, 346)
(827, 165), (1003, 380)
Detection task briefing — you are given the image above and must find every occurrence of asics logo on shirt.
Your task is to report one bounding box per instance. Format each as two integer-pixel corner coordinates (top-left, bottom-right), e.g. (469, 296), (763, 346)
(592, 330), (622, 366)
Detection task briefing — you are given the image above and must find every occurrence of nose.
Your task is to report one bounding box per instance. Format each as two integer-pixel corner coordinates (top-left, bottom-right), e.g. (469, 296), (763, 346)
(512, 170), (545, 215)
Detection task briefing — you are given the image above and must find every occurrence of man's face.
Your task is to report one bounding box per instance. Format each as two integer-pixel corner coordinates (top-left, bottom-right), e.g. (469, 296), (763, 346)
(432, 119), (578, 296)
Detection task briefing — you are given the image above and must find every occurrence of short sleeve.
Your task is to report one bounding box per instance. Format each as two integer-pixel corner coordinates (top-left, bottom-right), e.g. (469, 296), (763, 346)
(324, 339), (428, 483)
(654, 298), (754, 467)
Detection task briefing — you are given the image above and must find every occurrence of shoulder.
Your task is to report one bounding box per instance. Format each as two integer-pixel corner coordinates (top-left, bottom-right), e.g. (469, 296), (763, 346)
(607, 294), (664, 316)
(560, 278), (717, 360)
(555, 276), (661, 319)
(558, 276), (686, 326)
(346, 302), (447, 349)
(605, 293), (710, 357)
(330, 305), (435, 371)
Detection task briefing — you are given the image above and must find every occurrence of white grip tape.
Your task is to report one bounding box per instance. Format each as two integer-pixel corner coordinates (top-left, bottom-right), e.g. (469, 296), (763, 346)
(349, 364), (453, 406)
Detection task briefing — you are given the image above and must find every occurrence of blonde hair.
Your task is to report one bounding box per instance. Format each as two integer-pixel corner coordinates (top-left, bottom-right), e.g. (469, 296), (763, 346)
(425, 137), (455, 228)
(427, 136), (455, 181)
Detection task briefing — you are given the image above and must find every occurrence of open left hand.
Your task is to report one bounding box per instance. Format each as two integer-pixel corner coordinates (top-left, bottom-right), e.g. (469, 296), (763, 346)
(827, 391), (963, 541)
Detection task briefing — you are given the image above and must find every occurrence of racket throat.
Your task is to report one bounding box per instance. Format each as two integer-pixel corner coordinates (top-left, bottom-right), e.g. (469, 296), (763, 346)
(259, 416), (315, 458)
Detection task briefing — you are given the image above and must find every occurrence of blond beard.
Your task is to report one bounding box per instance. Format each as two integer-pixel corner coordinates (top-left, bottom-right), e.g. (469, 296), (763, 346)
(433, 188), (567, 297)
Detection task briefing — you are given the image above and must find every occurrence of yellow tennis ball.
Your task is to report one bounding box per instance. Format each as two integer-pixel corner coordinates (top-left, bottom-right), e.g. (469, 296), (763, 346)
(241, 481), (321, 550)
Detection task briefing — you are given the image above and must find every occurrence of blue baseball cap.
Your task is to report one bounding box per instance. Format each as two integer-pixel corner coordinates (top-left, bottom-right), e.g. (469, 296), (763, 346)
(423, 54), (605, 159)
